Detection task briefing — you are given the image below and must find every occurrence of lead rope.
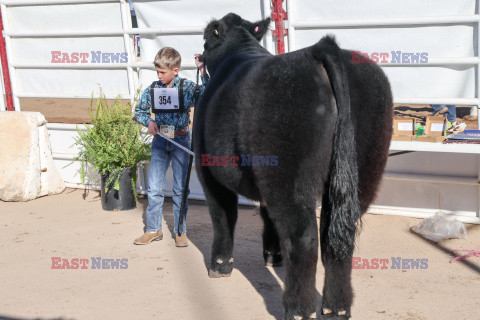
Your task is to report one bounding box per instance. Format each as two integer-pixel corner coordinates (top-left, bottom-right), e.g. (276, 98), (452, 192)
(178, 68), (201, 236)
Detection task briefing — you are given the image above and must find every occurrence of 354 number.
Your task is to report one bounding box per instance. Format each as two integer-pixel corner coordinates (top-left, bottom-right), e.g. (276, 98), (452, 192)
(158, 95), (172, 105)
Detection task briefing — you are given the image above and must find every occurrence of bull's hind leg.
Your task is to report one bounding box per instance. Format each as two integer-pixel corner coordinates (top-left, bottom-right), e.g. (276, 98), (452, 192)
(319, 191), (357, 319)
(201, 172), (238, 278)
(260, 205), (283, 267)
(266, 199), (318, 320)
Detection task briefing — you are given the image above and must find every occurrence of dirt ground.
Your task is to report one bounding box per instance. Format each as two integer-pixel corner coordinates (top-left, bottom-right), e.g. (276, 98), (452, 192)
(18, 98), (478, 130)
(1, 189), (479, 320)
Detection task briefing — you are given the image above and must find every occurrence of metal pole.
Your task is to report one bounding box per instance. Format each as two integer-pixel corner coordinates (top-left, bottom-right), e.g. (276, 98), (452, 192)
(0, 5), (14, 111)
(271, 0), (287, 54)
(1, 3), (19, 110)
(0, 61), (5, 111)
(119, 0), (136, 107)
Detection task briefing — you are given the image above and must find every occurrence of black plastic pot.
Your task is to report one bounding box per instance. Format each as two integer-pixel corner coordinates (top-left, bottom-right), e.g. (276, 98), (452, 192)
(100, 167), (136, 211)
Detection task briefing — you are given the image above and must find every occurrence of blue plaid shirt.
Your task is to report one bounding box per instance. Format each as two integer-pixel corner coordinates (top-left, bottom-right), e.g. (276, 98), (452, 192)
(133, 74), (209, 130)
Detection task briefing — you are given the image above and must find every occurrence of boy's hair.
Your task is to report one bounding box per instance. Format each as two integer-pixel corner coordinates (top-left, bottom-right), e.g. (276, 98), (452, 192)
(154, 47), (181, 69)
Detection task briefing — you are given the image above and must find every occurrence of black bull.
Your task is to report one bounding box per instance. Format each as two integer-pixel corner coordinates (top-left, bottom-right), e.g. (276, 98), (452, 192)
(193, 13), (393, 320)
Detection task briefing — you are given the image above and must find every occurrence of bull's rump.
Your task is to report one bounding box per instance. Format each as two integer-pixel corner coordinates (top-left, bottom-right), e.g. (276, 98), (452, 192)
(342, 49), (393, 211)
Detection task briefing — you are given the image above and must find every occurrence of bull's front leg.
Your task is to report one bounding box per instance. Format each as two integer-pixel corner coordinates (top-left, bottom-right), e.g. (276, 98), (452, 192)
(208, 191), (237, 277)
(268, 201), (318, 320)
(199, 169), (238, 278)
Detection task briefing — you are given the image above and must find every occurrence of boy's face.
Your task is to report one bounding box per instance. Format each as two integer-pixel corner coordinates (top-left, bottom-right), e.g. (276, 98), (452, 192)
(156, 66), (179, 87)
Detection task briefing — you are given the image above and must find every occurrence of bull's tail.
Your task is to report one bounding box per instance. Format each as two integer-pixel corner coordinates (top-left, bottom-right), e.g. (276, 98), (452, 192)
(312, 36), (362, 259)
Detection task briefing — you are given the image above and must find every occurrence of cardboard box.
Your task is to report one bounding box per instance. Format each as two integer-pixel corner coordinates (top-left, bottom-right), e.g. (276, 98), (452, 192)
(392, 117), (416, 141)
(417, 116), (446, 142)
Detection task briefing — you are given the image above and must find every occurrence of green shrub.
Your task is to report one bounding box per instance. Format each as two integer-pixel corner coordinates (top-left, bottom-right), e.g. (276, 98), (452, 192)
(73, 90), (150, 201)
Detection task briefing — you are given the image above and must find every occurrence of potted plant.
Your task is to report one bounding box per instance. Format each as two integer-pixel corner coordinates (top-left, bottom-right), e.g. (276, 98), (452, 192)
(73, 91), (151, 211)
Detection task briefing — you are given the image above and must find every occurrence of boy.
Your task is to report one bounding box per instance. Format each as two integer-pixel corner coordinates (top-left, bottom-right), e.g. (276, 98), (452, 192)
(133, 47), (208, 247)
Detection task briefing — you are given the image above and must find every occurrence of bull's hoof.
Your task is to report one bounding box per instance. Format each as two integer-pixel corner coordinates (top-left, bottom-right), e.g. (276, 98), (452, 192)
(264, 250), (283, 267)
(208, 257), (233, 278)
(208, 269), (232, 278)
(320, 308), (350, 319)
(283, 312), (317, 320)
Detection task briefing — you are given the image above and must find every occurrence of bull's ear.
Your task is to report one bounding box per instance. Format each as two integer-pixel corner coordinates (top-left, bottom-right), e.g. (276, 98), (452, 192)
(204, 20), (227, 43)
(248, 17), (271, 41)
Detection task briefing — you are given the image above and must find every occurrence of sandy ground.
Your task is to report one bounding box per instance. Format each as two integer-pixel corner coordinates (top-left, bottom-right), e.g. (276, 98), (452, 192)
(1, 189), (479, 320)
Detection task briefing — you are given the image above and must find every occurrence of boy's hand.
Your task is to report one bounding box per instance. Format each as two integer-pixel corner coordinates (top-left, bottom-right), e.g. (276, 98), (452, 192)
(194, 53), (206, 76)
(148, 120), (159, 135)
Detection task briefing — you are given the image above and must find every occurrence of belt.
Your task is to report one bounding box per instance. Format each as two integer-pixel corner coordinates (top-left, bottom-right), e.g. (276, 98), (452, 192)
(175, 127), (189, 136)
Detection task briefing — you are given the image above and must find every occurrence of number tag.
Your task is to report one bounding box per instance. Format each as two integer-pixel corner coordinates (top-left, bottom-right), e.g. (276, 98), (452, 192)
(152, 88), (180, 112)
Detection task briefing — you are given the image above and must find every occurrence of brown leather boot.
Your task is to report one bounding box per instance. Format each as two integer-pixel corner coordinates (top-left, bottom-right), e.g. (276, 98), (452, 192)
(133, 231), (163, 245)
(175, 234), (188, 247)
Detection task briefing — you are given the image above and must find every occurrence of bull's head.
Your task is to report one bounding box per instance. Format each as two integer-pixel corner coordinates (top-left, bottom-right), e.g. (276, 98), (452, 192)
(199, 13), (271, 75)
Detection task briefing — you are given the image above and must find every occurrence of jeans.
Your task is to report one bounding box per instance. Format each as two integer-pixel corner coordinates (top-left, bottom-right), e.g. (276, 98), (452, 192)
(431, 104), (456, 123)
(145, 132), (191, 234)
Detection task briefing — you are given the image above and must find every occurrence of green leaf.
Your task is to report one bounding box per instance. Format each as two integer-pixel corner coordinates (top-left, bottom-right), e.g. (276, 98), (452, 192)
(69, 87), (151, 202)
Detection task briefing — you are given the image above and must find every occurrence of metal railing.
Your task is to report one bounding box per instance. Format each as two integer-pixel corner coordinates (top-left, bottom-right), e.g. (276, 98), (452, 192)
(0, 0), (139, 107)
(3, 1), (478, 119)
(1, 0), (274, 108)
(286, 0), (480, 128)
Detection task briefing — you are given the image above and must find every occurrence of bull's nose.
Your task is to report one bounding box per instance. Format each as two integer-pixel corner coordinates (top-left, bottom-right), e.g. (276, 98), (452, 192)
(198, 52), (206, 62)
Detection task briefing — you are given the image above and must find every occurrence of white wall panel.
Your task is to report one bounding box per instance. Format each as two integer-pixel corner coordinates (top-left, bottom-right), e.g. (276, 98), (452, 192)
(7, 3), (123, 32)
(132, 0), (273, 88)
(294, 26), (475, 58)
(293, 0), (475, 20)
(16, 69), (130, 96)
(13, 37), (127, 64)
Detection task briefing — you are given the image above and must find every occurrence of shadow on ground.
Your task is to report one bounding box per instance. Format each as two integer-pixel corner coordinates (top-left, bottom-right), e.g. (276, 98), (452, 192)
(410, 230), (480, 274)
(138, 196), (323, 320)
